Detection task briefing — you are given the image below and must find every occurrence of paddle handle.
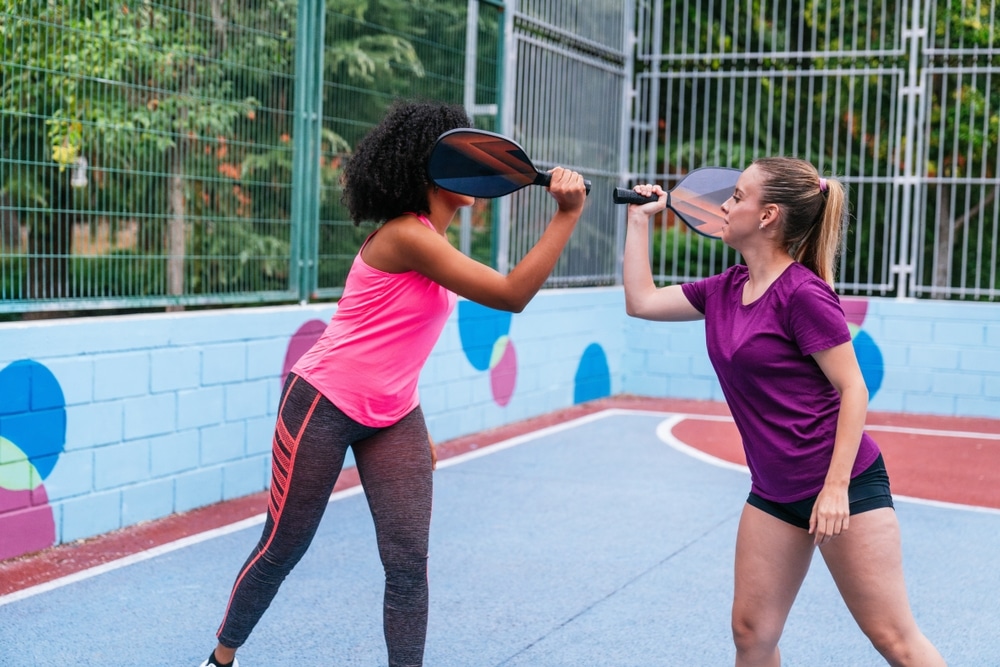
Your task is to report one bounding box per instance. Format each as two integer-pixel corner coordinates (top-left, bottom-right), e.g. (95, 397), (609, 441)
(534, 172), (592, 195)
(612, 187), (658, 205)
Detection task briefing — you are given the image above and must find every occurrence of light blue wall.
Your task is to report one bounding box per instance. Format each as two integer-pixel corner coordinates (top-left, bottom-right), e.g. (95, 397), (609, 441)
(1, 289), (997, 560)
(623, 296), (1000, 417)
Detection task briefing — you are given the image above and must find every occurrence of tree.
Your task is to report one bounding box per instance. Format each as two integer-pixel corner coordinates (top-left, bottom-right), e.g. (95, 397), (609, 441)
(2, 0), (260, 304)
(1, 0), (487, 310)
(924, 0), (999, 298)
(648, 0), (997, 298)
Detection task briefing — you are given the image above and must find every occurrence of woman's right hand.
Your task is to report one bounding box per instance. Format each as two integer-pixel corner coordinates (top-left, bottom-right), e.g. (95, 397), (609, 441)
(546, 166), (587, 214)
(628, 184), (668, 219)
(622, 182), (703, 322)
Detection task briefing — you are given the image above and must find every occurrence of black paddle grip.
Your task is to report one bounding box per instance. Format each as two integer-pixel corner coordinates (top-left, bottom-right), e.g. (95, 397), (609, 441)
(613, 187), (659, 205)
(535, 172), (592, 195)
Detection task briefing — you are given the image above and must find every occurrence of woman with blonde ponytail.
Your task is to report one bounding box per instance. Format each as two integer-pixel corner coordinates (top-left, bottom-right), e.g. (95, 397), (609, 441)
(622, 158), (946, 667)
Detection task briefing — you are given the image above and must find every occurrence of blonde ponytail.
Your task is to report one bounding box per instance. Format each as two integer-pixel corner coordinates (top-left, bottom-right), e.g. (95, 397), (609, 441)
(752, 157), (846, 288)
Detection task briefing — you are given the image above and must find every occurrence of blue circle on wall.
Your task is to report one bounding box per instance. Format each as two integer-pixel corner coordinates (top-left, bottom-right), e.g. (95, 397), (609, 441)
(574, 344), (611, 404)
(852, 330), (884, 398)
(458, 301), (513, 371)
(0, 359), (66, 479)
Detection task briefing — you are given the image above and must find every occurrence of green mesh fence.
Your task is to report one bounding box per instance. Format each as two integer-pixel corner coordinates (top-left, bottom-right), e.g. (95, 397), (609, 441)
(0, 0), (503, 313)
(314, 0), (503, 298)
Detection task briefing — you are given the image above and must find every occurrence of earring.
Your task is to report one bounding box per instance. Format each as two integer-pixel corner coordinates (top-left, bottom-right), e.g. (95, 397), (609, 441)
(758, 223), (765, 230)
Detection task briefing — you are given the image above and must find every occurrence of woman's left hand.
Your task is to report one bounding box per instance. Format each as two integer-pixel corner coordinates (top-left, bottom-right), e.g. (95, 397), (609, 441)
(429, 434), (438, 471)
(809, 484), (850, 546)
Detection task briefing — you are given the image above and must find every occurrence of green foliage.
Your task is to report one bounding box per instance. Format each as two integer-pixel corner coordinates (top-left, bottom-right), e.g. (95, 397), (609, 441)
(12, 1), (992, 306)
(0, 255), (27, 299)
(1, 0), (500, 310)
(651, 0), (997, 298)
(70, 250), (167, 297)
(315, 0), (496, 292)
(187, 220), (292, 292)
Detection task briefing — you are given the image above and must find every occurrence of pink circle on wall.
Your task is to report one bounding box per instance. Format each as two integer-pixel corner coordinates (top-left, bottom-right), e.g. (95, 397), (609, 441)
(282, 319), (327, 386)
(0, 486), (55, 561)
(489, 339), (517, 407)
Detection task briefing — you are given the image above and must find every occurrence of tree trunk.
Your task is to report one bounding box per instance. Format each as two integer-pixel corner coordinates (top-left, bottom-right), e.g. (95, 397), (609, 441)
(166, 139), (186, 310)
(0, 193), (21, 252)
(932, 184), (952, 299)
(23, 173), (73, 317)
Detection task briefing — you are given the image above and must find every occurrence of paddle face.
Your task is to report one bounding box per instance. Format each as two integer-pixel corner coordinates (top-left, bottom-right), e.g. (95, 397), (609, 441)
(669, 167), (742, 238)
(427, 128), (544, 198)
(428, 128), (590, 197)
(613, 166), (742, 238)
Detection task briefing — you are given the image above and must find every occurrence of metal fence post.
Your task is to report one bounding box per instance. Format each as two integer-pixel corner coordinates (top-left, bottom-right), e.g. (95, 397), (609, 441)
(894, 0), (926, 300)
(496, 0), (517, 277)
(291, 0), (326, 303)
(615, 0), (637, 285)
(462, 0), (503, 261)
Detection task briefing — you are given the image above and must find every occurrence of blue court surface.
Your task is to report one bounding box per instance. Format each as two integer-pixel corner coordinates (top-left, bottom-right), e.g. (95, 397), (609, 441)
(1, 409), (998, 666)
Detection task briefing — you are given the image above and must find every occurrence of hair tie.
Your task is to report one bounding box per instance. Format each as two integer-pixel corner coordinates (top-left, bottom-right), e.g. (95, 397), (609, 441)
(819, 177), (829, 194)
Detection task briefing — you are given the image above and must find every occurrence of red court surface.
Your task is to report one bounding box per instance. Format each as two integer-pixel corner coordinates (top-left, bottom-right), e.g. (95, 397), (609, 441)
(2, 395), (997, 598)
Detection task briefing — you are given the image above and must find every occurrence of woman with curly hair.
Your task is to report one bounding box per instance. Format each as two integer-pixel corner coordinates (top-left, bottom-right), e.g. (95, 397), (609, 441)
(197, 100), (587, 667)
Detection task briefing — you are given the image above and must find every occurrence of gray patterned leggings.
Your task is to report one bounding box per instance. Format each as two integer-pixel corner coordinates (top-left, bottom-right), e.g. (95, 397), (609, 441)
(214, 373), (433, 667)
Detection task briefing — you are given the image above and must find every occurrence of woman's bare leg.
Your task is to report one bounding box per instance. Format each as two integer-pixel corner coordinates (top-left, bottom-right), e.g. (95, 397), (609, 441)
(820, 508), (946, 666)
(732, 504), (815, 667)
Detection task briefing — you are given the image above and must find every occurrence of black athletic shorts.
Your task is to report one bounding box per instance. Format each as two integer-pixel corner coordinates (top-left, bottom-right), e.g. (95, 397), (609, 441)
(747, 454), (893, 530)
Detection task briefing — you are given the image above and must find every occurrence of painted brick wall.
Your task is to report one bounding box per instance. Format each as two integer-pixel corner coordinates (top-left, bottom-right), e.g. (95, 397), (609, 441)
(0, 289), (997, 561)
(621, 296), (1000, 417)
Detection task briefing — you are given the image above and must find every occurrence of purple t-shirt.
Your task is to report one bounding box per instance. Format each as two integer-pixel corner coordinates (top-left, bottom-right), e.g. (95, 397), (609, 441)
(681, 263), (881, 502)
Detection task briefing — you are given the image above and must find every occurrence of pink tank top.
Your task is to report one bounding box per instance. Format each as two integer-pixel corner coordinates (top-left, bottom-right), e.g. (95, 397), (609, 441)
(291, 214), (457, 427)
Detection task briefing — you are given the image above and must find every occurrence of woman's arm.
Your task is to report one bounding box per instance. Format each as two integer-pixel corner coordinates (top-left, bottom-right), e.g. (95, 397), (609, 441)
(809, 340), (871, 545)
(623, 185), (704, 322)
(384, 167), (587, 313)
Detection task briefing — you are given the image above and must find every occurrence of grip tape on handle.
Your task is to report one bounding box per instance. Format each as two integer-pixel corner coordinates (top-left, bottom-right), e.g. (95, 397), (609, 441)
(536, 172), (592, 195)
(612, 187), (659, 205)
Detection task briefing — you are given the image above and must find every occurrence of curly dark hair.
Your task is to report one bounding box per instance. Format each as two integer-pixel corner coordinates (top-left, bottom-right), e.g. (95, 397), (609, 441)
(341, 100), (471, 225)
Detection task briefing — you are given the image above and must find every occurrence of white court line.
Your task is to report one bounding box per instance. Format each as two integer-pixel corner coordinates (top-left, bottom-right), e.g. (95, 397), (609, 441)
(655, 414), (750, 474)
(657, 411), (1000, 441)
(434, 408), (628, 470)
(0, 486), (364, 609)
(865, 424), (1000, 441)
(0, 409), (625, 608)
(654, 413), (1000, 516)
(4, 407), (996, 607)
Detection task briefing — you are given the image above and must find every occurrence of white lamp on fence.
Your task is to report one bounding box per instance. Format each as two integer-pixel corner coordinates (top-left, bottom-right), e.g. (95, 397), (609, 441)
(70, 156), (88, 188)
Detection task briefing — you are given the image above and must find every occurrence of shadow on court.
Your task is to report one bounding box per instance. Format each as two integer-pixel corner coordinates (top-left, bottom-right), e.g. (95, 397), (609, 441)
(1, 410), (997, 666)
